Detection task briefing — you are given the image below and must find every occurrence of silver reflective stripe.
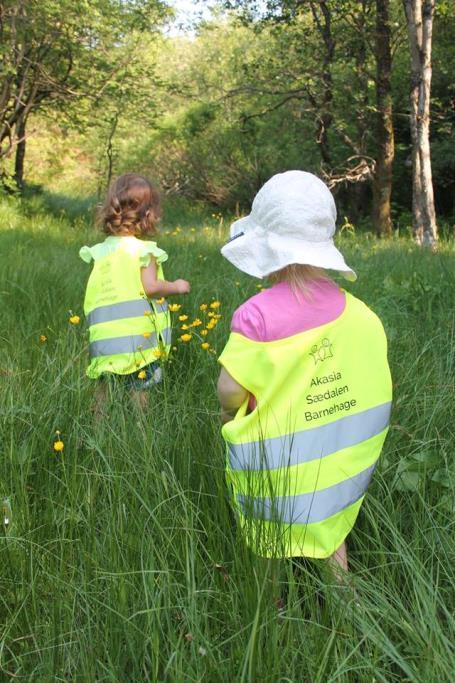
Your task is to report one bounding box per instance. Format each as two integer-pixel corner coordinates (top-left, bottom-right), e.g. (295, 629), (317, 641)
(229, 402), (391, 471)
(87, 299), (152, 326)
(87, 299), (168, 326)
(89, 328), (171, 357)
(153, 301), (168, 314)
(161, 326), (172, 345)
(237, 463), (375, 525)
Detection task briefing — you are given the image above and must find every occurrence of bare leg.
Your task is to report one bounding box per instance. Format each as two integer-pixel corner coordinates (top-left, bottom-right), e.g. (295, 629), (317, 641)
(93, 382), (108, 421)
(328, 541), (348, 583)
(130, 389), (149, 411)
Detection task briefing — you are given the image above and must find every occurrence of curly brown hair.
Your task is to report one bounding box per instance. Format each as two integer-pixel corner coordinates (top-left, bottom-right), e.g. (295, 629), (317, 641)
(98, 174), (161, 236)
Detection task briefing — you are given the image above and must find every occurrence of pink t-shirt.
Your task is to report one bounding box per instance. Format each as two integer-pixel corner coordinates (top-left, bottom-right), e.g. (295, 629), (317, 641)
(231, 279), (345, 342)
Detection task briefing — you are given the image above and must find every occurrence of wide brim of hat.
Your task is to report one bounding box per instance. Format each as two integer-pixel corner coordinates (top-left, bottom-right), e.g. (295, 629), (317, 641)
(221, 217), (357, 281)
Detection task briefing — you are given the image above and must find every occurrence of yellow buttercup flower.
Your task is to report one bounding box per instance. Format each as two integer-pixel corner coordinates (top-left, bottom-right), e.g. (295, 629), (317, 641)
(155, 297), (166, 305)
(200, 329), (208, 336)
(143, 332), (152, 338)
(180, 333), (192, 342)
(199, 304), (208, 311)
(154, 349), (165, 359)
(209, 301), (221, 309)
(201, 342), (210, 350)
(207, 320), (216, 330)
(191, 318), (202, 327)
(179, 315), (188, 322)
(214, 314), (222, 320)
(207, 311), (215, 318)
(39, 335), (47, 343)
(69, 315), (80, 325)
(138, 370), (147, 379)
(181, 324), (189, 330)
(53, 431), (64, 452)
(169, 303), (181, 312)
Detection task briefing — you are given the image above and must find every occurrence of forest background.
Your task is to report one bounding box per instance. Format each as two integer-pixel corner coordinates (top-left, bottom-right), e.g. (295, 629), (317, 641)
(0, 0), (454, 237)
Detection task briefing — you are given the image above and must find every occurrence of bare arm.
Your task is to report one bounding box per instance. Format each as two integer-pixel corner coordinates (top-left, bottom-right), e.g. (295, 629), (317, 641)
(141, 259), (190, 298)
(217, 367), (249, 424)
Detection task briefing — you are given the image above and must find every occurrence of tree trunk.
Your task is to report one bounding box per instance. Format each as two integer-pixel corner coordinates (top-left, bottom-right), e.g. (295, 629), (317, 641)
(14, 116), (26, 190)
(310, 1), (334, 167)
(372, 0), (394, 237)
(403, 0), (437, 246)
(351, 0), (371, 223)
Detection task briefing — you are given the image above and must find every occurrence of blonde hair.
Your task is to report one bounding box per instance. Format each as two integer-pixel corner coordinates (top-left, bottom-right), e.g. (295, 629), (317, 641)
(270, 264), (331, 299)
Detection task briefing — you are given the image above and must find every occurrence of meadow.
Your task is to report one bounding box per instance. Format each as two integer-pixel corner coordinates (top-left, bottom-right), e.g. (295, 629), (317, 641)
(0, 191), (454, 682)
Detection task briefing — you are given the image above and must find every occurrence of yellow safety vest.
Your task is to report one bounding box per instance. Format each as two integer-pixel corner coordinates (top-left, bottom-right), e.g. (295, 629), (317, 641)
(80, 236), (171, 378)
(219, 291), (392, 559)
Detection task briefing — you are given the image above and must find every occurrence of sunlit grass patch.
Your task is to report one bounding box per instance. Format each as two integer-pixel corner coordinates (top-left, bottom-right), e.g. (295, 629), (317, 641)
(0, 193), (454, 681)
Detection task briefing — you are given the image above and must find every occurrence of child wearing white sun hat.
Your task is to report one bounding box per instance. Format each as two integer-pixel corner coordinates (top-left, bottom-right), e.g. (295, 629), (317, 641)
(217, 170), (392, 575)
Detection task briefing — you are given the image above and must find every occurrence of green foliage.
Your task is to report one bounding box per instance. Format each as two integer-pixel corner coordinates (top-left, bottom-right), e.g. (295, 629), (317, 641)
(4, 0), (454, 222)
(0, 194), (454, 680)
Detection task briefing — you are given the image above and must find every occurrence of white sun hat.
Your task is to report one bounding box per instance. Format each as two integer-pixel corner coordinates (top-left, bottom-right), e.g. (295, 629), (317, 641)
(221, 170), (356, 281)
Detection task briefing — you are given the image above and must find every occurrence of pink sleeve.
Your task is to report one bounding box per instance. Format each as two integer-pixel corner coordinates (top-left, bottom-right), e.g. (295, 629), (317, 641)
(231, 302), (266, 341)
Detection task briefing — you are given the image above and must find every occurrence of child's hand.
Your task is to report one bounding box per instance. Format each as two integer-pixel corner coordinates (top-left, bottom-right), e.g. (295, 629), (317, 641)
(173, 279), (191, 294)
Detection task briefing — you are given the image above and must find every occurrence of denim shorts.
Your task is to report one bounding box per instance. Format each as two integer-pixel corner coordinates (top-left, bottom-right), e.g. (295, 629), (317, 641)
(102, 361), (162, 391)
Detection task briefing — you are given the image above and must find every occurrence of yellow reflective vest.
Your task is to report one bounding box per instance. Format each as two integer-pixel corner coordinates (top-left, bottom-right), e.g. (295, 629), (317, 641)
(80, 236), (171, 378)
(219, 291), (392, 559)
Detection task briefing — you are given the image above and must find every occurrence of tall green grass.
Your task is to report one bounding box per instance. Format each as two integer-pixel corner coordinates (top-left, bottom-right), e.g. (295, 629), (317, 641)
(1, 192), (454, 681)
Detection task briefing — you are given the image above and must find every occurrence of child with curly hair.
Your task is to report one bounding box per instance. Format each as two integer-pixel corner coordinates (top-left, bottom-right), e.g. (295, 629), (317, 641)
(80, 173), (190, 403)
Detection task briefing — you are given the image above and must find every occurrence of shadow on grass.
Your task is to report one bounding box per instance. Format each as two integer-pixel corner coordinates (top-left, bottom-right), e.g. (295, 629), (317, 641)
(21, 183), (97, 226)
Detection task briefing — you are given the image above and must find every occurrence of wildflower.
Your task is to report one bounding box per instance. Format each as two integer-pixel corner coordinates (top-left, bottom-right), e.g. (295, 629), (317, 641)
(154, 349), (165, 359)
(169, 303), (181, 312)
(143, 310), (152, 317)
(179, 315), (188, 322)
(39, 335), (47, 343)
(138, 370), (147, 379)
(155, 297), (165, 305)
(191, 318), (202, 327)
(200, 329), (208, 336)
(207, 311), (215, 318)
(210, 301), (221, 309)
(207, 320), (216, 330)
(181, 324), (189, 330)
(143, 332), (152, 338)
(199, 303), (208, 311)
(180, 333), (192, 342)
(53, 431), (64, 452)
(201, 342), (210, 350)
(69, 315), (80, 325)
(214, 314), (222, 320)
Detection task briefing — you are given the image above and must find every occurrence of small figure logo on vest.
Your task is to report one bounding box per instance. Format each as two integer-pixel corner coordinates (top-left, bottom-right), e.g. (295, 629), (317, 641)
(310, 338), (334, 365)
